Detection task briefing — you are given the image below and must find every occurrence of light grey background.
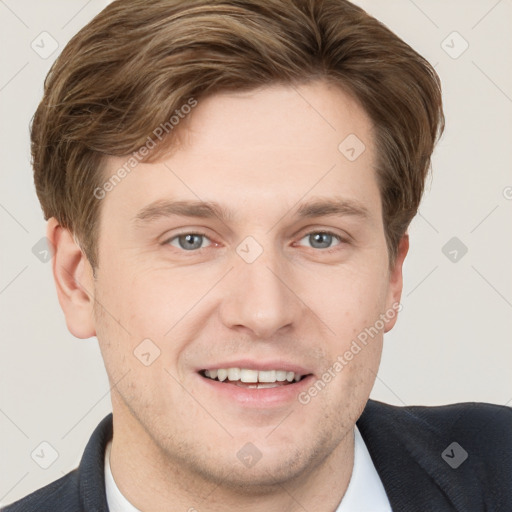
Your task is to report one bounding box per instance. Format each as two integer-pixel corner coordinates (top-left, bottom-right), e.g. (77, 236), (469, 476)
(1, 0), (511, 505)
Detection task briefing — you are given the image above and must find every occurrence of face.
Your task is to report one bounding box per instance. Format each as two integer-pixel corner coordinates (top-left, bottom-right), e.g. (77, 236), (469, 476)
(79, 81), (405, 489)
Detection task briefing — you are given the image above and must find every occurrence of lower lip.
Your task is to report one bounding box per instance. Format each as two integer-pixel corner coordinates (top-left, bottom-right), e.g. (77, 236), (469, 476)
(198, 373), (315, 407)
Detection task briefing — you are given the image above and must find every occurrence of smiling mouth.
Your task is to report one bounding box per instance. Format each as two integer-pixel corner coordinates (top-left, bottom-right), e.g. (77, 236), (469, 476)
(199, 368), (310, 389)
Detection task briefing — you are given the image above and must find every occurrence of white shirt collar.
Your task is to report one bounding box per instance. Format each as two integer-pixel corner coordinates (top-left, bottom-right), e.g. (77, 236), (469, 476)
(104, 426), (391, 512)
(104, 440), (142, 512)
(334, 425), (392, 511)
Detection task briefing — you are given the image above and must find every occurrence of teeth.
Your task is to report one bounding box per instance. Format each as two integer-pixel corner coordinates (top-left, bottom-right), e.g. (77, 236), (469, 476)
(227, 368), (240, 381)
(241, 382), (280, 389)
(203, 368), (303, 383)
(240, 369), (258, 383)
(276, 371), (287, 382)
(258, 370), (276, 383)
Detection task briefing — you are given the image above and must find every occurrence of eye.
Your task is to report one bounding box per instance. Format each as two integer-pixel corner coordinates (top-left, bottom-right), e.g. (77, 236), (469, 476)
(165, 232), (212, 251)
(163, 230), (345, 253)
(297, 231), (344, 251)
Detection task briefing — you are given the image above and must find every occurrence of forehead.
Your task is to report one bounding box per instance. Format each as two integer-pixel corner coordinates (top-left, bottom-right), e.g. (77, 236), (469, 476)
(100, 81), (380, 226)
(176, 81), (374, 165)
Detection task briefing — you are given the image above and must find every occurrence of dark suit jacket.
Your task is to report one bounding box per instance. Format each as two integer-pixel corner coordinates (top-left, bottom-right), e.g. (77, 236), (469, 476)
(3, 400), (511, 511)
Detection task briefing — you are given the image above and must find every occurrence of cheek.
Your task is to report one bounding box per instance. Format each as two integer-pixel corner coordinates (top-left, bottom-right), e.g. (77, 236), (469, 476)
(308, 265), (390, 338)
(92, 262), (211, 384)
(94, 256), (194, 335)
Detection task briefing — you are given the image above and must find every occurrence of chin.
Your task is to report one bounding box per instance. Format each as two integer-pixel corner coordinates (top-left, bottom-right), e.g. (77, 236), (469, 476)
(200, 447), (316, 494)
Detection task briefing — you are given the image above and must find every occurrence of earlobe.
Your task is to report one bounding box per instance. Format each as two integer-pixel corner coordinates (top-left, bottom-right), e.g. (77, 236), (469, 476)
(384, 234), (409, 333)
(46, 217), (96, 339)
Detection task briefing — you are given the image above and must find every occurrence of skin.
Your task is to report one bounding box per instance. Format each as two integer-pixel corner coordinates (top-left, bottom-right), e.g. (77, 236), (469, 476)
(48, 80), (408, 512)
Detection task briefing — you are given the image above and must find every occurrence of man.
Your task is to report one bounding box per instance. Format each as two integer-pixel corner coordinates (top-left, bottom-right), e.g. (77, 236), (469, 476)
(4, 0), (511, 511)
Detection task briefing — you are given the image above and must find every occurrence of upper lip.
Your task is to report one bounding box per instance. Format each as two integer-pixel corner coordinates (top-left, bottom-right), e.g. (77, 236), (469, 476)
(197, 359), (313, 375)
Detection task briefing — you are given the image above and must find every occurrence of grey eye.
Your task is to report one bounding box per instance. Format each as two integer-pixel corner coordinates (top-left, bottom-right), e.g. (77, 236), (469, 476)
(300, 232), (341, 250)
(168, 233), (211, 251)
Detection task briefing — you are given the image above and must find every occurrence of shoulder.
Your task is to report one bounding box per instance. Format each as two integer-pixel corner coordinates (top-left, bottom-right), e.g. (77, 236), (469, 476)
(363, 399), (512, 440)
(358, 400), (512, 508)
(1, 470), (79, 512)
(359, 399), (512, 476)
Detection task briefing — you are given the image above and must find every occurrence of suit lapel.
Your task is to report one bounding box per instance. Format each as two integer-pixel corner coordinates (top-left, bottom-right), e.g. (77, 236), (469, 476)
(356, 400), (481, 511)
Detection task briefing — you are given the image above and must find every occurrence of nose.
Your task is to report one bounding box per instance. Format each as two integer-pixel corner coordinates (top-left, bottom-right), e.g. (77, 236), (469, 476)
(218, 247), (303, 340)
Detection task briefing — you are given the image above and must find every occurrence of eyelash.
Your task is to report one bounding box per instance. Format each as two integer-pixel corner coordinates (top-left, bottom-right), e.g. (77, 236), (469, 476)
(163, 230), (347, 254)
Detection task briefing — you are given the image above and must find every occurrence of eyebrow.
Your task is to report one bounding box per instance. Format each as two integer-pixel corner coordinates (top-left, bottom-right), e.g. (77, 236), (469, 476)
(132, 196), (370, 225)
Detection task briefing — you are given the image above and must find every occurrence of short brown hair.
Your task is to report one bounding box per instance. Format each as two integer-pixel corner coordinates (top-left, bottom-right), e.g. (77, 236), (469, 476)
(32, 0), (444, 269)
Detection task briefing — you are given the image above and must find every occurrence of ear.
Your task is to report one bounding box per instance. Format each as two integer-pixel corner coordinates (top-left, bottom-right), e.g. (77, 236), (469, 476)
(383, 234), (409, 333)
(46, 217), (96, 339)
